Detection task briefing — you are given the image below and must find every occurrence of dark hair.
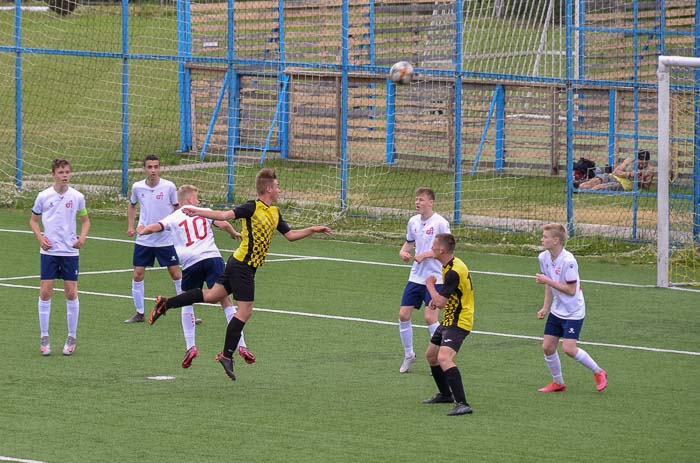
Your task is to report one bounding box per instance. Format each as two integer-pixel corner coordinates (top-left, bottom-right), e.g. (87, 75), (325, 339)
(143, 154), (160, 166)
(51, 158), (71, 173)
(637, 150), (650, 162)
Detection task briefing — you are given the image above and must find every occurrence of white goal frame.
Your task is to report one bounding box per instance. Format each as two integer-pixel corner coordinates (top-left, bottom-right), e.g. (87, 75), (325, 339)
(656, 55), (700, 287)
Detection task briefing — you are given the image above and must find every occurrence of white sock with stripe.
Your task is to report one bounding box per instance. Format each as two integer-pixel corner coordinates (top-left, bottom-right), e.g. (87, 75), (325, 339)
(66, 298), (79, 338)
(38, 298), (51, 337)
(545, 352), (564, 384)
(132, 280), (144, 314)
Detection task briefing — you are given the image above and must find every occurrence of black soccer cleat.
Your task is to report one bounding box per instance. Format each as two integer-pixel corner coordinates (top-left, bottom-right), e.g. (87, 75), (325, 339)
(216, 352), (236, 381)
(422, 392), (454, 404)
(447, 402), (473, 416)
(149, 296), (168, 325)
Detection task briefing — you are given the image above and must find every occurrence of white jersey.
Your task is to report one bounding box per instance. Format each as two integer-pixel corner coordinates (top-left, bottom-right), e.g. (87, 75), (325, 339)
(130, 178), (178, 247)
(159, 208), (222, 270)
(406, 212), (451, 284)
(32, 186), (87, 257)
(538, 248), (586, 319)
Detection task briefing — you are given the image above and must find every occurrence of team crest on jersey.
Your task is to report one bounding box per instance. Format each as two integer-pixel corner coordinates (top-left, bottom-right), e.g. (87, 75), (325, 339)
(65, 200), (73, 209)
(555, 267), (561, 275)
(425, 227), (434, 235)
(156, 192), (164, 200)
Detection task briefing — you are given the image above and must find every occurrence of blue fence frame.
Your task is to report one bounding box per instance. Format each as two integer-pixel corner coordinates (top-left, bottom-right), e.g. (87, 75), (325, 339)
(4, 0), (699, 240)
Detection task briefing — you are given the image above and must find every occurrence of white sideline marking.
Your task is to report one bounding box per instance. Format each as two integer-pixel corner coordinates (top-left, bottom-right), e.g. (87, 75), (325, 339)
(0, 456), (49, 463)
(1, 281), (698, 357)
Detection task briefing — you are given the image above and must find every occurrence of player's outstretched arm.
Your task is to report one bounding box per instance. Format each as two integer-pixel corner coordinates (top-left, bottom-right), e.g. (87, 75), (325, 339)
(214, 220), (242, 240)
(283, 225), (332, 242)
(136, 223), (164, 236)
(182, 207), (234, 221)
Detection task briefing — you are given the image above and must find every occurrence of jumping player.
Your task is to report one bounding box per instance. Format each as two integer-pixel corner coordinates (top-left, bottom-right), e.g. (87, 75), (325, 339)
(137, 185), (255, 368)
(149, 168), (332, 381)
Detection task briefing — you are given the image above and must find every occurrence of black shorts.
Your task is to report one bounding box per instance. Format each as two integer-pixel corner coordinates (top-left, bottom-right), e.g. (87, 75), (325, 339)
(216, 256), (257, 302)
(430, 324), (470, 352)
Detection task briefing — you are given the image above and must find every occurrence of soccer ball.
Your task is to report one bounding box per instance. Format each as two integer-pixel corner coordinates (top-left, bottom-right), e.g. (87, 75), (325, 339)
(389, 61), (414, 85)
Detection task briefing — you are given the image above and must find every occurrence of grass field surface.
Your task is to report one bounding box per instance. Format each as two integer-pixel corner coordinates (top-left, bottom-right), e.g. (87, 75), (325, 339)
(0, 208), (698, 462)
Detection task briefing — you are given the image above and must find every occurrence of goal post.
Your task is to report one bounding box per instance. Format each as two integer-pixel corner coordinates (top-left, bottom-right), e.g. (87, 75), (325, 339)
(657, 56), (700, 288)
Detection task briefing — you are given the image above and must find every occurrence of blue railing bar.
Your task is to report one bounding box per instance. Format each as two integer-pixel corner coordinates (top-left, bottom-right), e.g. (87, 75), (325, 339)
(471, 86), (500, 176)
(608, 89), (616, 166)
(565, 0), (574, 237)
(572, 26), (690, 36)
(385, 79), (396, 164)
(259, 74), (289, 166)
(200, 72), (229, 162)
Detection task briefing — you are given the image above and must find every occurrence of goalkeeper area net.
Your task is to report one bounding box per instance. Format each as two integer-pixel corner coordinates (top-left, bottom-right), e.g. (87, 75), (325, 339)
(657, 56), (700, 288)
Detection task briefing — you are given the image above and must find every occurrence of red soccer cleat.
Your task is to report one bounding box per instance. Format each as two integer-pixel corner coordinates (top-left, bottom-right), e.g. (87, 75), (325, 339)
(595, 370), (608, 392)
(538, 382), (567, 393)
(238, 346), (256, 364)
(181, 346), (199, 369)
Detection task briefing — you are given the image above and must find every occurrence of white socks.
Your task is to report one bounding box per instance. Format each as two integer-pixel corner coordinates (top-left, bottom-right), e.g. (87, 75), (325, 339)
(132, 280), (144, 314)
(545, 352), (564, 384)
(38, 298), (79, 338)
(38, 298), (51, 337)
(66, 298), (79, 338)
(399, 320), (414, 358)
(428, 322), (439, 337)
(174, 279), (182, 294)
(574, 348), (602, 373)
(181, 306), (196, 349)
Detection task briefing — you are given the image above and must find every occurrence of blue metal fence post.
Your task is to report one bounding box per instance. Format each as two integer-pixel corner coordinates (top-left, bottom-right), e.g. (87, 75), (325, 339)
(565, 0), (575, 237)
(608, 89), (616, 166)
(226, 0), (240, 203)
(177, 0), (193, 153)
(453, 0), (464, 225)
(121, 0), (130, 196)
(494, 84), (505, 172)
(14, 0), (22, 189)
(631, 0), (640, 239)
(385, 80), (396, 164)
(278, 0), (289, 160)
(694, 0), (700, 240)
(340, 0), (350, 211)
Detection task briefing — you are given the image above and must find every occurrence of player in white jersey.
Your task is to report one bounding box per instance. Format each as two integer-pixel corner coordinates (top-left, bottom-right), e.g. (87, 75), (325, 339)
(535, 223), (607, 393)
(29, 158), (90, 356)
(397, 187), (451, 373)
(124, 154), (183, 324)
(137, 185), (256, 368)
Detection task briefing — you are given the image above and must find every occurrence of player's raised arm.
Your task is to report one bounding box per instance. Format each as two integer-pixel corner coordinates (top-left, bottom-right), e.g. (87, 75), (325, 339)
(182, 206), (235, 221)
(283, 225), (333, 242)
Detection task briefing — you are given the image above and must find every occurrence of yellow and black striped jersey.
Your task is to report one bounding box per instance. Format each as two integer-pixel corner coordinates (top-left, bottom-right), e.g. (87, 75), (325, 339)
(232, 200), (291, 268)
(439, 257), (475, 331)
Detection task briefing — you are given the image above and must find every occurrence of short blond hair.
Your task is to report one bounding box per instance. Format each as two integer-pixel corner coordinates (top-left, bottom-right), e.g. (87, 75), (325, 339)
(255, 168), (277, 195)
(178, 184), (198, 204)
(543, 223), (567, 245)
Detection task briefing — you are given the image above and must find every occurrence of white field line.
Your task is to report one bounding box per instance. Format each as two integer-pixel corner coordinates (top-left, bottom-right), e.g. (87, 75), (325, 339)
(0, 456), (49, 463)
(1, 228), (675, 290)
(1, 281), (698, 357)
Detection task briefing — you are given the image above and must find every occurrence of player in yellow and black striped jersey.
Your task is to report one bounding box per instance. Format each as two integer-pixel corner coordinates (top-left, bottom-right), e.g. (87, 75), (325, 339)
(423, 233), (474, 416)
(149, 168), (332, 381)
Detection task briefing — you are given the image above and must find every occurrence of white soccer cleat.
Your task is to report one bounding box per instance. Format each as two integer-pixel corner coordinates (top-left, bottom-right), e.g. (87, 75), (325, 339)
(40, 336), (51, 356)
(399, 354), (416, 373)
(62, 336), (76, 356)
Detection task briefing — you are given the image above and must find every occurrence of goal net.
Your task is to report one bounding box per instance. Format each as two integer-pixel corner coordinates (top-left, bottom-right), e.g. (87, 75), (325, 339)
(657, 56), (700, 287)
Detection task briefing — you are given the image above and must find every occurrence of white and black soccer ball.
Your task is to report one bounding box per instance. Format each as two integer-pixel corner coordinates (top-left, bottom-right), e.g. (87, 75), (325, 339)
(389, 61), (414, 85)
